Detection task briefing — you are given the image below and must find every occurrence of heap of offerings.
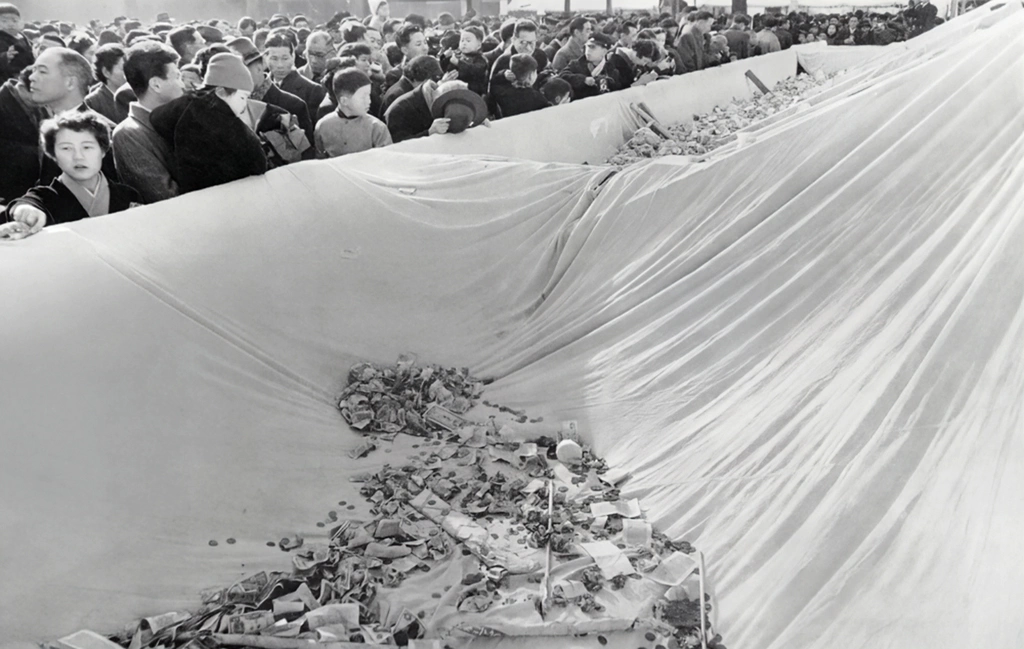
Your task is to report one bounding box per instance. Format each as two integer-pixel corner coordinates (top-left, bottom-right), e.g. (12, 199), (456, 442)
(48, 357), (721, 649)
(606, 73), (838, 166)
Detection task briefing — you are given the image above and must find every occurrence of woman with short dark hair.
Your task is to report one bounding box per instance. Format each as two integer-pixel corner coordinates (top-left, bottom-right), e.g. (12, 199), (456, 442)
(1, 110), (140, 239)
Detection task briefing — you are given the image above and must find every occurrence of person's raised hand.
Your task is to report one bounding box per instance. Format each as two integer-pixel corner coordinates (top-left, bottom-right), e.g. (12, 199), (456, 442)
(3, 45), (16, 62)
(584, 76), (596, 86)
(503, 69), (516, 82)
(428, 118), (450, 135)
(442, 69), (459, 82)
(8, 203), (47, 237)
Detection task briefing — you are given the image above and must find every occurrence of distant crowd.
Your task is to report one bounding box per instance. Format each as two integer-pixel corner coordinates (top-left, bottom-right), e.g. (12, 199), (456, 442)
(0, 0), (946, 238)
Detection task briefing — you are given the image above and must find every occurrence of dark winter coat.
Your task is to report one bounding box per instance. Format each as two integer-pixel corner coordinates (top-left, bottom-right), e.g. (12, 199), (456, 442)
(559, 55), (623, 101)
(493, 85), (549, 118)
(384, 85), (433, 143)
(0, 78), (43, 204)
(441, 50), (489, 97)
(150, 89), (268, 194)
(0, 29), (34, 84)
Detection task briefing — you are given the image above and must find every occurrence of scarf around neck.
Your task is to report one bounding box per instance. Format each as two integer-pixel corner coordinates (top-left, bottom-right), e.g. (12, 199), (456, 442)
(59, 172), (111, 217)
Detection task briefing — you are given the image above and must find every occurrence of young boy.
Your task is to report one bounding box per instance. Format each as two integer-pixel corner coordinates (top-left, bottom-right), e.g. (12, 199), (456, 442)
(441, 25), (488, 97)
(1, 110), (140, 239)
(540, 77), (572, 106)
(493, 53), (549, 118)
(338, 42), (384, 116)
(314, 68), (392, 158)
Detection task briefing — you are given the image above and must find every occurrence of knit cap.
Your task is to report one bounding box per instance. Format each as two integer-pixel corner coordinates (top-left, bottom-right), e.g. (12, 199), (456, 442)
(203, 52), (254, 93)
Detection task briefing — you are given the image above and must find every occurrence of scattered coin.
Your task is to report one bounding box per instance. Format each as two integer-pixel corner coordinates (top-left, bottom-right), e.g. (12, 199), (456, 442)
(208, 540), (218, 547)
(226, 538), (236, 545)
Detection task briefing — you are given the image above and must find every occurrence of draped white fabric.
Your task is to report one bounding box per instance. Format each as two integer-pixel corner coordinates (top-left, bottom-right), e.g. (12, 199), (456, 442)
(1, 4), (1021, 648)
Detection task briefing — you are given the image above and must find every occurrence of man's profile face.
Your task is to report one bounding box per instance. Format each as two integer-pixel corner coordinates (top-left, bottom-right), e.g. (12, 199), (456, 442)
(577, 21), (594, 40)
(512, 30), (537, 53)
(29, 49), (70, 105)
(620, 25), (637, 46)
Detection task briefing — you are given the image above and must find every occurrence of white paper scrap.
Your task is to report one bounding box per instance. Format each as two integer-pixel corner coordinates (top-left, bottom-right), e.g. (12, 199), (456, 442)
(590, 498), (641, 518)
(580, 540), (634, 579)
(622, 519), (652, 546)
(649, 551), (699, 586)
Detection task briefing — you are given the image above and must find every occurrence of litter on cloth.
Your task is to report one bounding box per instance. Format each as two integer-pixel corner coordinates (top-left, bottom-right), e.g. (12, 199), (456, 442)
(605, 72), (842, 165)
(46, 356), (721, 649)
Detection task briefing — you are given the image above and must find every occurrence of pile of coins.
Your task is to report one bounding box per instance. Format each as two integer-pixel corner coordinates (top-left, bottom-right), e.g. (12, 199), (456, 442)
(606, 73), (838, 166)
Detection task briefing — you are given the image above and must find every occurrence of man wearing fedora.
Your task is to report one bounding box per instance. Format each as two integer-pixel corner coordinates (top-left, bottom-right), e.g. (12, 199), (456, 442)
(384, 77), (486, 143)
(228, 36), (313, 145)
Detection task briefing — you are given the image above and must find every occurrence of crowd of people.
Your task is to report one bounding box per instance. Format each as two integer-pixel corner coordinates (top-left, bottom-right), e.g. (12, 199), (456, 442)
(0, 0), (945, 238)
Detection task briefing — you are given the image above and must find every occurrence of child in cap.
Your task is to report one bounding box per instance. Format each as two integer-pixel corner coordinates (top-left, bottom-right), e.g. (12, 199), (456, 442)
(1, 111), (140, 239)
(440, 26), (488, 97)
(315, 69), (392, 158)
(493, 53), (549, 118)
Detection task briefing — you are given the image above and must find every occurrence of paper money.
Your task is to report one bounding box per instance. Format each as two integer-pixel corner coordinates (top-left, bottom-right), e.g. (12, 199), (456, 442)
(305, 603), (361, 630)
(391, 608), (419, 634)
(275, 582), (320, 611)
(423, 404), (467, 431)
(263, 619), (304, 637)
(649, 551), (698, 586)
(589, 499), (641, 518)
(580, 540), (635, 579)
(226, 611), (275, 635)
(272, 600), (305, 617)
(622, 519), (652, 546)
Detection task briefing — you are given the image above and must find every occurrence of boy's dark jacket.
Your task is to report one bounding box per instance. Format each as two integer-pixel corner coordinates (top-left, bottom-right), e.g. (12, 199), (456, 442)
(441, 50), (489, 97)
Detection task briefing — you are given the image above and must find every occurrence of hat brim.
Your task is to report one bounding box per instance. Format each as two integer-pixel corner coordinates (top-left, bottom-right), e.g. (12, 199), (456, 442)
(430, 88), (488, 127)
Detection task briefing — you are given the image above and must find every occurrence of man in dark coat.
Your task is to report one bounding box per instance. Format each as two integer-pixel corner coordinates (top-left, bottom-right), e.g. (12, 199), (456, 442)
(0, 4), (33, 84)
(384, 78), (454, 143)
(488, 19), (550, 97)
(723, 15), (752, 60)
(382, 54), (440, 117)
(228, 36), (313, 144)
(674, 12), (713, 73)
(0, 69), (42, 203)
(264, 31), (326, 122)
